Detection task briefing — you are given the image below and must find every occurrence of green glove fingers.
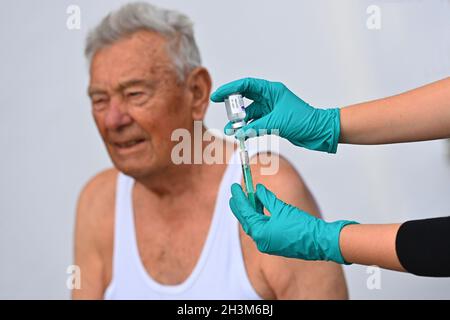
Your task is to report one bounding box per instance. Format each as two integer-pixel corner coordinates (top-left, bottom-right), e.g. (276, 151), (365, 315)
(253, 183), (281, 217)
(229, 198), (251, 235)
(211, 77), (341, 153)
(223, 101), (271, 138)
(229, 182), (358, 264)
(210, 77), (273, 104)
(229, 183), (268, 237)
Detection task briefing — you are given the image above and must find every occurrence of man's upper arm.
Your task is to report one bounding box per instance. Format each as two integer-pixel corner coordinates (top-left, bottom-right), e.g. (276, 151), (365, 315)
(72, 169), (116, 299)
(249, 154), (349, 300)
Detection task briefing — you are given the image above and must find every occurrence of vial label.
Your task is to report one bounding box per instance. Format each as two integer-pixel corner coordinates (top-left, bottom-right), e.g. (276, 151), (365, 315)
(230, 97), (244, 113)
(227, 95), (245, 114)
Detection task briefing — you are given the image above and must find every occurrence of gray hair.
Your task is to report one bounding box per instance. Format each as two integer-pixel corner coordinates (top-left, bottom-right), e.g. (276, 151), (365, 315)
(85, 2), (202, 81)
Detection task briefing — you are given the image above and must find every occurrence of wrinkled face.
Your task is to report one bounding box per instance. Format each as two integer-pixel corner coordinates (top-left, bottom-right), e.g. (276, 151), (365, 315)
(88, 30), (193, 178)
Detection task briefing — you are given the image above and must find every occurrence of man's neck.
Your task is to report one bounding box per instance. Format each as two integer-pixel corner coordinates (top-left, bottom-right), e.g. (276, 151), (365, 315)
(133, 129), (236, 203)
(135, 160), (205, 200)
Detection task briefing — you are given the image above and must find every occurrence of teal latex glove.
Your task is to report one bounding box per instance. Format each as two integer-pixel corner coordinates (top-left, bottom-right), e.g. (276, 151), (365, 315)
(229, 183), (358, 264)
(211, 77), (341, 153)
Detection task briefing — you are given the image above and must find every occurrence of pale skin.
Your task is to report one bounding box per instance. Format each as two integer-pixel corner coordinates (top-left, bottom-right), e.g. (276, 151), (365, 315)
(73, 30), (348, 299)
(338, 77), (450, 272)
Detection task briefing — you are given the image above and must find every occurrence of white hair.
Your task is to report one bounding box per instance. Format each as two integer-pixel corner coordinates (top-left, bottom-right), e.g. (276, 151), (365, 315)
(85, 2), (202, 81)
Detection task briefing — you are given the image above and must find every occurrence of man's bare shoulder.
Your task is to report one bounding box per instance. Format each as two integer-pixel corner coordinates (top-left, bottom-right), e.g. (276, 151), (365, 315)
(75, 168), (118, 248)
(73, 168), (118, 299)
(77, 168), (118, 215)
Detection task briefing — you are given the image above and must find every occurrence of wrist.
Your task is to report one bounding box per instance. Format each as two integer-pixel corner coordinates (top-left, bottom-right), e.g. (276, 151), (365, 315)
(328, 108), (341, 153)
(319, 219), (359, 264)
(313, 108), (341, 153)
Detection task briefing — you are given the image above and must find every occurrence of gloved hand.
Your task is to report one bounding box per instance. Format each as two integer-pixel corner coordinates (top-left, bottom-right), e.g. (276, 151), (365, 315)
(211, 77), (341, 153)
(229, 183), (358, 264)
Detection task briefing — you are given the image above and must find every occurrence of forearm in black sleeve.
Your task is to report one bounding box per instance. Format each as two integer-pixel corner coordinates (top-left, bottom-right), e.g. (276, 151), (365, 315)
(395, 216), (450, 277)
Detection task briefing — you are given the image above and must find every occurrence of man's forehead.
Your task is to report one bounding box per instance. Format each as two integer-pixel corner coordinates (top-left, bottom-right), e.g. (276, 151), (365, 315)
(89, 31), (174, 87)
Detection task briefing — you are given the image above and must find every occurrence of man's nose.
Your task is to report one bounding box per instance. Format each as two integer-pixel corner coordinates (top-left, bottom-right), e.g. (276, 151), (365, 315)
(104, 97), (132, 130)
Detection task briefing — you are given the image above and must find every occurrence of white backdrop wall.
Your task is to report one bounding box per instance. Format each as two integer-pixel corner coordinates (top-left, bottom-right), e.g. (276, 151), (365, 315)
(0, 0), (449, 299)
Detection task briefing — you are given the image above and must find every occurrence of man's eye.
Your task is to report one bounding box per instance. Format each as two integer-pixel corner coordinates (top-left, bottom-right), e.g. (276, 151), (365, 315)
(93, 99), (107, 107)
(127, 92), (143, 97)
(91, 97), (108, 110)
(126, 91), (149, 105)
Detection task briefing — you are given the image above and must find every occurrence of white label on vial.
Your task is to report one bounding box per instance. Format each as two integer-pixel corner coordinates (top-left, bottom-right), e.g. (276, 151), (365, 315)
(230, 96), (244, 114)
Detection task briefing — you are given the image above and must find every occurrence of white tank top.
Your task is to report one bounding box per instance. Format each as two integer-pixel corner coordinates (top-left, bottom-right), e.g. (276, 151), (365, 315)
(104, 147), (263, 300)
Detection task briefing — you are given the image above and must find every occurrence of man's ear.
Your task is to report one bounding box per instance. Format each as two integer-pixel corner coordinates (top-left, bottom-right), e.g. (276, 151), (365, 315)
(186, 67), (212, 120)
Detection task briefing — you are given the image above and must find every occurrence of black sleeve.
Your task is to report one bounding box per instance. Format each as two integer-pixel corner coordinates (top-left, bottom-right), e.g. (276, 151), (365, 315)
(395, 216), (450, 277)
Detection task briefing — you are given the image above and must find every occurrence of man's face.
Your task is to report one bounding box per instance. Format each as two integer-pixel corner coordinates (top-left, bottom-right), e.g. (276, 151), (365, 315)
(88, 30), (193, 178)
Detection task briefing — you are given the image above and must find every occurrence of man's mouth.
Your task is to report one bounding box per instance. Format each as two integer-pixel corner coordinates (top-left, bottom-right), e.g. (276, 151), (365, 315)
(113, 138), (146, 150)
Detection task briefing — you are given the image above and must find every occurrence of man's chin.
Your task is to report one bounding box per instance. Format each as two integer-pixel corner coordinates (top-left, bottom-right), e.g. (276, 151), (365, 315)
(111, 158), (155, 179)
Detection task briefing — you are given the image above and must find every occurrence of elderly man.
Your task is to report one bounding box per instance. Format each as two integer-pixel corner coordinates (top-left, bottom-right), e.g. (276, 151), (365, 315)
(73, 2), (348, 299)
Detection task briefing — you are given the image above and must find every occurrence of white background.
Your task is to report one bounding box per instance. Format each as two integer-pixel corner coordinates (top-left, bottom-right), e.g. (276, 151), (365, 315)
(0, 0), (449, 299)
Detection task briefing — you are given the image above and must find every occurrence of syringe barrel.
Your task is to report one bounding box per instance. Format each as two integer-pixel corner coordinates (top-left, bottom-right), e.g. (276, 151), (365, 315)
(239, 149), (250, 166)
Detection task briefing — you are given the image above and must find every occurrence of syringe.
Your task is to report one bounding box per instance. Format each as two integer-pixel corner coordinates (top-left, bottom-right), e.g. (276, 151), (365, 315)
(238, 135), (256, 209)
(224, 93), (256, 209)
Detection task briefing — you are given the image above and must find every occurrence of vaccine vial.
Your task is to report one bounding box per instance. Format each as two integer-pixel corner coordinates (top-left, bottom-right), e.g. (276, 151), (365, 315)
(224, 93), (246, 131)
